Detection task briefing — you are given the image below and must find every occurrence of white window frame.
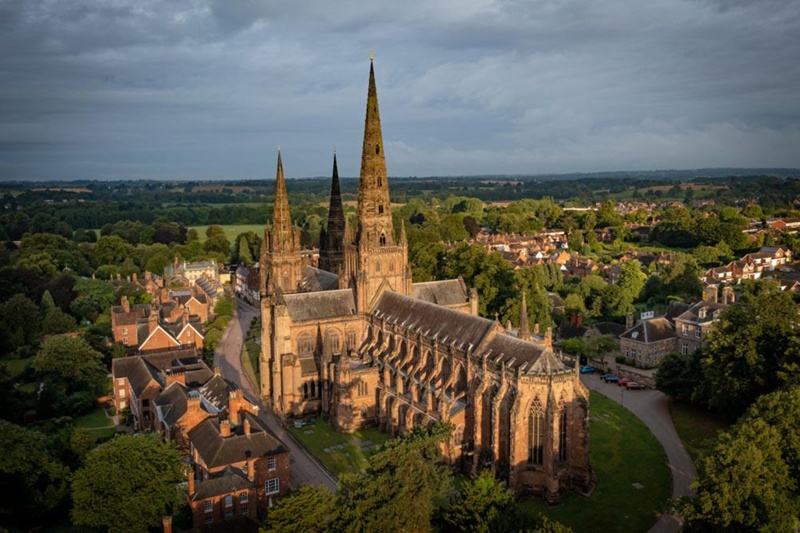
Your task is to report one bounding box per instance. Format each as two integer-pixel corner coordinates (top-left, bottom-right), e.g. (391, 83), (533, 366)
(268, 457), (276, 471)
(681, 342), (688, 355)
(240, 491), (249, 504)
(695, 327), (701, 338)
(204, 500), (213, 514)
(266, 477), (280, 495)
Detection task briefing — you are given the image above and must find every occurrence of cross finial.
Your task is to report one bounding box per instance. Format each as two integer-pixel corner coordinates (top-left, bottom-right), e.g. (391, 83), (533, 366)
(370, 49), (374, 62)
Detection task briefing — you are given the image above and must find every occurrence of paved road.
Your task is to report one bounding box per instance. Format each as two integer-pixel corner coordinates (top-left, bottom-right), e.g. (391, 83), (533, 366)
(581, 374), (696, 533)
(215, 298), (338, 492)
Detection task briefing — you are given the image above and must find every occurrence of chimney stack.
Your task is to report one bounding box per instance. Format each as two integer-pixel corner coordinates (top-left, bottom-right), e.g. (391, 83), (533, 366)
(162, 516), (172, 533)
(704, 284), (719, 304)
(245, 451), (255, 482)
(243, 418), (251, 435)
(220, 419), (231, 438)
(214, 366), (221, 376)
(121, 296), (130, 313)
(625, 312), (634, 330)
(187, 467), (195, 496)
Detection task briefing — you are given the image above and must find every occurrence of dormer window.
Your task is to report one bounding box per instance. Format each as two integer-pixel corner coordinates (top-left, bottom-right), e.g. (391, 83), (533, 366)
(698, 307), (707, 319)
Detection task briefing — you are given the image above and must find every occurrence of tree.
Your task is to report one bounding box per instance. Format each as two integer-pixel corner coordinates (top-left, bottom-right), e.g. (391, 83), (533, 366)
(92, 235), (132, 267)
(262, 485), (337, 533)
(0, 420), (70, 530)
(618, 260), (646, 302)
(70, 277), (117, 322)
(701, 286), (800, 419)
(678, 419), (799, 532)
(0, 293), (41, 349)
(436, 470), (516, 533)
(41, 307), (78, 335)
(743, 387), (800, 481)
(442, 243), (513, 318)
(655, 352), (704, 404)
(72, 434), (184, 533)
(563, 293), (587, 315)
(32, 336), (107, 395)
(335, 423), (453, 533)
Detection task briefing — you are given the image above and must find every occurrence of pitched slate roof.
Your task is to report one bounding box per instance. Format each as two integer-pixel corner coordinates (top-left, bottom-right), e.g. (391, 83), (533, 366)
(299, 265), (340, 292)
(154, 382), (190, 429)
(589, 322), (626, 337)
(675, 301), (727, 325)
(191, 466), (252, 501)
(111, 356), (159, 396)
(198, 374), (238, 412)
(411, 279), (468, 306)
(283, 289), (355, 321)
(111, 303), (150, 325)
(370, 291), (566, 375)
(188, 412), (288, 469)
(620, 317), (675, 343)
(372, 291), (494, 351)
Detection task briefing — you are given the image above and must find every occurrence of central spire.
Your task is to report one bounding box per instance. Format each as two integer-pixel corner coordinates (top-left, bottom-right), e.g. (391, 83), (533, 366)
(320, 151), (345, 273)
(355, 57), (393, 248)
(271, 148), (293, 249)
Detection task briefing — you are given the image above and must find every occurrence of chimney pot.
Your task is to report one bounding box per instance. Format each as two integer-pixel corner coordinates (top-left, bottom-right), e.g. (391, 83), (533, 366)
(162, 516), (172, 533)
(220, 419), (231, 438)
(244, 418), (251, 435)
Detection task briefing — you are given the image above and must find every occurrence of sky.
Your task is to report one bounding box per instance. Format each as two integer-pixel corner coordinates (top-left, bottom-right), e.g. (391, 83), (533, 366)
(1, 0), (799, 181)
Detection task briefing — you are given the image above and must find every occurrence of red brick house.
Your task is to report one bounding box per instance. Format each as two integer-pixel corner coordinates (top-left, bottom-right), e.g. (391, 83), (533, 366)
(187, 412), (290, 526)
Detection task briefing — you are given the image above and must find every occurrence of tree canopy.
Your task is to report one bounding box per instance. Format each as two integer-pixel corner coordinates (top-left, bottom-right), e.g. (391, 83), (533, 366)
(71, 434), (184, 533)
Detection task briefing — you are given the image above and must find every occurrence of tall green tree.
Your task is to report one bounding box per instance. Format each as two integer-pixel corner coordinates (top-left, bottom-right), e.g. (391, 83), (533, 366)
(701, 285), (800, 419)
(72, 434), (184, 533)
(33, 336), (107, 395)
(335, 423), (453, 533)
(0, 420), (70, 530)
(262, 485), (337, 533)
(436, 470), (516, 533)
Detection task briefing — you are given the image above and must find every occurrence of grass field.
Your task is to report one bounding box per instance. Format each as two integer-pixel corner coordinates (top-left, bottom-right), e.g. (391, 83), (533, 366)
(242, 341), (260, 389)
(73, 407), (116, 439)
(0, 355), (32, 377)
(667, 400), (729, 464)
(189, 224), (264, 243)
(288, 420), (389, 476)
(520, 391), (672, 533)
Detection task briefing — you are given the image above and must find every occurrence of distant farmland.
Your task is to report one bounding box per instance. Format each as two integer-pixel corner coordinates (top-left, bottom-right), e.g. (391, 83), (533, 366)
(189, 224), (264, 243)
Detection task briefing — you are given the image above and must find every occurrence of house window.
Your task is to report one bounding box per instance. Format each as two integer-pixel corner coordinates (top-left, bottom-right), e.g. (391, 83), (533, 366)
(695, 327), (701, 338)
(240, 492), (249, 504)
(204, 501), (213, 514)
(224, 495), (233, 508)
(242, 507), (249, 517)
(117, 378), (124, 385)
(268, 457), (276, 471)
(120, 401), (127, 409)
(558, 411), (568, 462)
(142, 399), (149, 407)
(266, 478), (280, 495)
(123, 337), (128, 345)
(682, 324), (688, 336)
(122, 328), (128, 335)
(681, 342), (688, 355)
(205, 517), (213, 525)
(119, 389), (126, 398)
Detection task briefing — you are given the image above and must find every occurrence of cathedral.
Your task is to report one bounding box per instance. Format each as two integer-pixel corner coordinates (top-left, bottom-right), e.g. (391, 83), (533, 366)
(259, 59), (591, 499)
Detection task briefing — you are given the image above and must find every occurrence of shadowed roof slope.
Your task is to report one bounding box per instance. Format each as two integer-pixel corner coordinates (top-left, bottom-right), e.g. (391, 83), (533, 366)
(283, 289), (355, 321)
(411, 279), (468, 306)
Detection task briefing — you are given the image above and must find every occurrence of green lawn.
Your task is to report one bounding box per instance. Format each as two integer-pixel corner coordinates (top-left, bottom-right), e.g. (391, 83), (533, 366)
(189, 224), (265, 243)
(0, 355), (32, 377)
(242, 341), (260, 390)
(73, 407), (116, 439)
(288, 420), (389, 476)
(520, 391), (672, 533)
(668, 400), (729, 465)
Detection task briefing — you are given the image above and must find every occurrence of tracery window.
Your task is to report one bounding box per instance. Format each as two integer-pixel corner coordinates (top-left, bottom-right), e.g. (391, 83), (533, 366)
(528, 397), (545, 465)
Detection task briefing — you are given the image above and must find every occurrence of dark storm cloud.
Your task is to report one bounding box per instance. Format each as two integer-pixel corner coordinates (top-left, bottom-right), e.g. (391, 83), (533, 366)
(0, 0), (798, 180)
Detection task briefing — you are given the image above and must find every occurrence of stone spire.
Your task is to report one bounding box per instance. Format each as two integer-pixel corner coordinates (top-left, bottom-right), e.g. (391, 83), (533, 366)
(355, 58), (393, 248)
(270, 148), (293, 251)
(320, 151), (345, 273)
(519, 292), (531, 341)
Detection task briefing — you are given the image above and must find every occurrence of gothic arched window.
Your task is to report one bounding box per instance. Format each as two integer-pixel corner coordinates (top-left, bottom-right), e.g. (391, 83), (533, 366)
(297, 333), (314, 356)
(379, 233), (386, 246)
(528, 397), (545, 465)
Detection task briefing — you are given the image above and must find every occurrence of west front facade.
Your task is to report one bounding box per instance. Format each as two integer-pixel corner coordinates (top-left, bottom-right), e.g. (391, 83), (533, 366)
(258, 59), (591, 501)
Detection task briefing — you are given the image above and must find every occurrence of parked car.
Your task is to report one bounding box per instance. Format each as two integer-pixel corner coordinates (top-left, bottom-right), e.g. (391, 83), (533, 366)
(601, 373), (619, 383)
(580, 365), (596, 374)
(626, 381), (645, 390)
(617, 377), (630, 387)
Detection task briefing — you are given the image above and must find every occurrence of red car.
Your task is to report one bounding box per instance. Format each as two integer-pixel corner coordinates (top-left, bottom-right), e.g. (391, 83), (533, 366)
(617, 377), (630, 387)
(626, 381), (645, 390)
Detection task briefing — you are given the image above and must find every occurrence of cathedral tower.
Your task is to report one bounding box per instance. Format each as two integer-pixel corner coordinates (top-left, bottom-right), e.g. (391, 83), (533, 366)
(260, 149), (304, 297)
(319, 151), (345, 276)
(342, 58), (411, 311)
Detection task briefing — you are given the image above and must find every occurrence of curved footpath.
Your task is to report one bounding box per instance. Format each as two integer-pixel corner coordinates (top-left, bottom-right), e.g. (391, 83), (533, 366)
(581, 374), (697, 533)
(215, 297), (338, 492)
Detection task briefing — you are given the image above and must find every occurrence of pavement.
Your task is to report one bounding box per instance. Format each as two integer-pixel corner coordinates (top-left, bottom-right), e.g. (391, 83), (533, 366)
(581, 373), (697, 533)
(214, 297), (338, 492)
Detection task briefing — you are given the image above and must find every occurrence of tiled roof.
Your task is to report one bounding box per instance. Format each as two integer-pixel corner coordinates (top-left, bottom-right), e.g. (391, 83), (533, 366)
(620, 317), (675, 343)
(283, 289), (355, 321)
(675, 301), (727, 325)
(188, 412), (288, 469)
(154, 382), (190, 429)
(111, 356), (159, 397)
(191, 466), (252, 501)
(299, 265), (340, 292)
(411, 279), (468, 306)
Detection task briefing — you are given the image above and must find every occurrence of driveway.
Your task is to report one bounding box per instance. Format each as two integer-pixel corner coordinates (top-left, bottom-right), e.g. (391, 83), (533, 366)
(581, 374), (696, 533)
(215, 298), (338, 492)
